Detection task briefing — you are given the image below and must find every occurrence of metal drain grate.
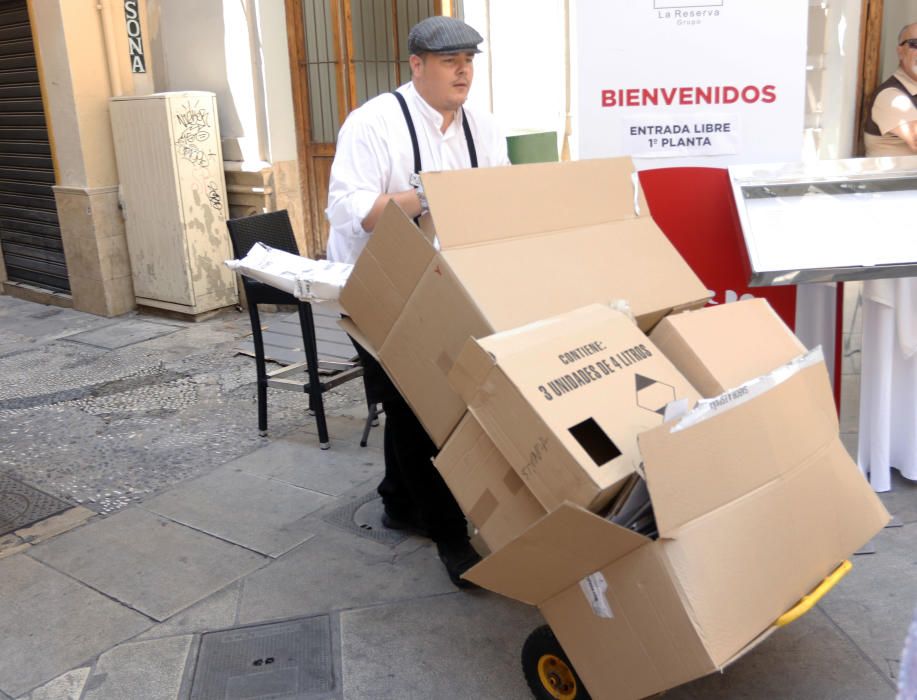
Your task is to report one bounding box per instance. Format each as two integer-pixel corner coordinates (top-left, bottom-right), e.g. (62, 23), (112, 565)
(191, 616), (334, 699)
(322, 490), (408, 546)
(0, 473), (71, 535)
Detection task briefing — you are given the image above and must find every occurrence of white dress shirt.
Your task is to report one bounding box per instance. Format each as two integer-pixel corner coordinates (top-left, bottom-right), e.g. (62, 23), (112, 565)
(325, 82), (509, 264)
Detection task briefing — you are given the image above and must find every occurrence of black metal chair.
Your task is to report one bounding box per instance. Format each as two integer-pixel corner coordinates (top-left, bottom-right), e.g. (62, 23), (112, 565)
(226, 210), (376, 449)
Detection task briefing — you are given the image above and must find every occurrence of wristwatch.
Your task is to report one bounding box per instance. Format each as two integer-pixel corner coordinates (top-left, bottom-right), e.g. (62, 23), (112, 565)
(409, 172), (429, 214)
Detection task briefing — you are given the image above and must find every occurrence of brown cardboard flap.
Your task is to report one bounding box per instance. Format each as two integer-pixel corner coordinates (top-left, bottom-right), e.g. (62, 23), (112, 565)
(448, 337), (496, 406)
(338, 201), (435, 348)
(717, 626), (778, 671)
(639, 361), (839, 537)
(439, 217), (709, 333)
(463, 503), (648, 604)
(649, 299), (806, 398)
(422, 158), (649, 249)
(337, 318), (378, 361)
(658, 436), (888, 665)
(372, 202), (436, 296)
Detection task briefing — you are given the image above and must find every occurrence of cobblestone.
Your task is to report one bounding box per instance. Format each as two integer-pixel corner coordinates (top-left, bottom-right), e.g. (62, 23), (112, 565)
(0, 298), (366, 515)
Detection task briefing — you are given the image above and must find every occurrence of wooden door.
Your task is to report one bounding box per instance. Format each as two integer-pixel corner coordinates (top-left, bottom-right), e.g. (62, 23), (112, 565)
(854, 0), (884, 156)
(287, 0), (457, 258)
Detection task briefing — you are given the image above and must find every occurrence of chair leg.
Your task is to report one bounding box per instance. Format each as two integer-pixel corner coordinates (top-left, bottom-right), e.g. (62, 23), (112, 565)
(299, 302), (330, 449)
(360, 403), (378, 447)
(248, 303), (269, 436)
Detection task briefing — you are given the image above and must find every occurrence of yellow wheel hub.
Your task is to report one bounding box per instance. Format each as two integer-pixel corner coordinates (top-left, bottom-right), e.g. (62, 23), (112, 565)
(537, 653), (577, 699)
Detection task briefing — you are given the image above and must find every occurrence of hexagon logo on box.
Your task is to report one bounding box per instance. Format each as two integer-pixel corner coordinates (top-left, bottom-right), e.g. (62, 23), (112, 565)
(635, 374), (676, 416)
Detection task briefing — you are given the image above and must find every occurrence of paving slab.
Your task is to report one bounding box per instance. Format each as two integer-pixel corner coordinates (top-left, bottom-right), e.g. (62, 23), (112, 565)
(879, 472), (917, 524)
(17, 668), (89, 700)
(236, 520), (456, 625)
(30, 508), (267, 621)
(14, 506), (95, 544)
(135, 582), (243, 642)
(231, 431), (383, 497)
(0, 532), (28, 559)
(0, 555), (150, 698)
(341, 589), (541, 699)
(0, 300), (109, 348)
(82, 635), (194, 700)
(63, 319), (184, 350)
(665, 607), (894, 699)
(142, 466), (332, 557)
(817, 523), (917, 686)
(300, 414), (384, 450)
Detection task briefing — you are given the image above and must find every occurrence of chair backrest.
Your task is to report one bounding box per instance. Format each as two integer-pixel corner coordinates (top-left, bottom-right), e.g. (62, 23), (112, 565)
(226, 210), (300, 260)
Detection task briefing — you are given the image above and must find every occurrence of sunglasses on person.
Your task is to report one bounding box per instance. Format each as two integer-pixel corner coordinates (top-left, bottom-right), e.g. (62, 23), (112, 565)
(900, 38), (917, 49)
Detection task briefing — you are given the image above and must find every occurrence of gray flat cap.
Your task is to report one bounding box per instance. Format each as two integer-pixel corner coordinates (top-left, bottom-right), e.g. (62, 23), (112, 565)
(408, 16), (482, 54)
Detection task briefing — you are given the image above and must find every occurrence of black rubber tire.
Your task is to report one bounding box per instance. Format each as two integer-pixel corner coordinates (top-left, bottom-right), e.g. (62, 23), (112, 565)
(521, 625), (592, 700)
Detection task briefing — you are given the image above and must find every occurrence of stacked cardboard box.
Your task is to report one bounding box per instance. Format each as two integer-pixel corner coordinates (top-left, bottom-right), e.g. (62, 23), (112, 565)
(340, 157), (710, 447)
(339, 158), (889, 699)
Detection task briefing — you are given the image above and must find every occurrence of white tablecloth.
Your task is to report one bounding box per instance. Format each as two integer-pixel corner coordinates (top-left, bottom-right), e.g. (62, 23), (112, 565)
(858, 278), (917, 492)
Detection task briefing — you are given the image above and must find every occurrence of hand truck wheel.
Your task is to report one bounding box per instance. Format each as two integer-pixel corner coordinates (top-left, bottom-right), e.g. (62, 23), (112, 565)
(521, 624), (592, 700)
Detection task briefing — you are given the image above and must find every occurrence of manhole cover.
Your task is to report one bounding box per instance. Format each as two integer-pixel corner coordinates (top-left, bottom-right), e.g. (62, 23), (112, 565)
(322, 490), (408, 545)
(190, 616), (334, 699)
(0, 473), (70, 536)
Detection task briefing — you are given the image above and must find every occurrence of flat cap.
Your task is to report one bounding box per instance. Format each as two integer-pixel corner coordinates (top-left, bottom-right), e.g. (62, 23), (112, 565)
(408, 16), (482, 55)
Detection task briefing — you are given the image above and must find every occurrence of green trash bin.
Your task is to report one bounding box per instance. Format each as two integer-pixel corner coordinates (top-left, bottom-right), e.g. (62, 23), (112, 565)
(506, 131), (559, 165)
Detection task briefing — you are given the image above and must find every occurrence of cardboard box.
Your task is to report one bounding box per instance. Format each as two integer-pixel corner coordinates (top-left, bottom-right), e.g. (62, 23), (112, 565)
(449, 304), (702, 513)
(434, 413), (547, 552)
(465, 358), (889, 700)
(650, 298), (807, 397)
(340, 157), (710, 447)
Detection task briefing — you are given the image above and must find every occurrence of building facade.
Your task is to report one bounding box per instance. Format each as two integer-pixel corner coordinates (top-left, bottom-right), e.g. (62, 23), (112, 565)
(0, 0), (905, 316)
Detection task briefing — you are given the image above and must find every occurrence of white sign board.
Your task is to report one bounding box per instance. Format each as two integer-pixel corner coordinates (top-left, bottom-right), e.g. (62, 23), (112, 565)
(574, 0), (807, 169)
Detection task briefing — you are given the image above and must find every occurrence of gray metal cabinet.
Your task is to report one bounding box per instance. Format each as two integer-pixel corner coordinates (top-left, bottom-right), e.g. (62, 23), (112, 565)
(111, 91), (237, 315)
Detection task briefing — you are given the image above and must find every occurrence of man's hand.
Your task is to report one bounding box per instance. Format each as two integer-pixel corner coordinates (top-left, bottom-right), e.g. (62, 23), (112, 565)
(361, 189), (424, 232)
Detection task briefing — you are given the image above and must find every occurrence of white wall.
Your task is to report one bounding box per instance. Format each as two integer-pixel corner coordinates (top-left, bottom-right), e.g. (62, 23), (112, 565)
(809, 0), (863, 160)
(463, 0), (566, 145)
(149, 0), (266, 163)
(461, 0), (492, 113)
(881, 1), (917, 78)
(256, 1), (298, 163)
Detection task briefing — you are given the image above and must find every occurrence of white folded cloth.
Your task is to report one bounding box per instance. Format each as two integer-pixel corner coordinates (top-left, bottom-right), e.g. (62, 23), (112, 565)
(225, 243), (352, 303)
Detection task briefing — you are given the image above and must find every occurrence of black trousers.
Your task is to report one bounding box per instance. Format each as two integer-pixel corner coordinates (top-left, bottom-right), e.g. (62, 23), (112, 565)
(350, 339), (467, 544)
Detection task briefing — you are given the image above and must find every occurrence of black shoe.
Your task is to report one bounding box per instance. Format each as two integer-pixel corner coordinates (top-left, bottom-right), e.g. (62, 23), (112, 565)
(436, 538), (482, 589)
(381, 508), (429, 538)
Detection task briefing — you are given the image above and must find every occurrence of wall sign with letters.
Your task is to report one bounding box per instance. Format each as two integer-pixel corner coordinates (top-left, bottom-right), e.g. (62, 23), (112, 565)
(574, 0), (806, 169)
(124, 0), (146, 74)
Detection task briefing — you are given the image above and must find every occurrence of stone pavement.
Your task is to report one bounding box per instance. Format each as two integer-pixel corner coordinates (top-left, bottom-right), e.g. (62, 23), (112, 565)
(0, 293), (914, 699)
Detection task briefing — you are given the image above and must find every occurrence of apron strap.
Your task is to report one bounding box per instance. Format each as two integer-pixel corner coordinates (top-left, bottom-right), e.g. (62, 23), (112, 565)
(392, 91), (479, 171)
(461, 107), (478, 168)
(392, 91), (422, 174)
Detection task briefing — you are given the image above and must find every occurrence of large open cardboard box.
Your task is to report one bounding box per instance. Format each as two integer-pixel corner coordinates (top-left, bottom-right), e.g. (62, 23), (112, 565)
(464, 357), (889, 700)
(339, 157), (710, 447)
(448, 304), (701, 513)
(650, 298), (807, 397)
